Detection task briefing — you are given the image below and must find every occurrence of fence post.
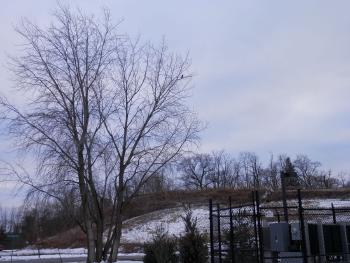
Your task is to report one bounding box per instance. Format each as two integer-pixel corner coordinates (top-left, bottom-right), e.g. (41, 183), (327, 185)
(229, 196), (235, 263)
(252, 191), (259, 263)
(209, 199), (215, 263)
(255, 190), (264, 263)
(58, 248), (63, 263)
(331, 203), (337, 224)
(217, 203), (223, 263)
(276, 210), (280, 223)
(298, 189), (307, 263)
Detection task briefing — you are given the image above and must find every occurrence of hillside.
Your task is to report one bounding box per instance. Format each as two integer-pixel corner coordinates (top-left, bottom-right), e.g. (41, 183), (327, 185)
(121, 188), (350, 219)
(40, 188), (350, 249)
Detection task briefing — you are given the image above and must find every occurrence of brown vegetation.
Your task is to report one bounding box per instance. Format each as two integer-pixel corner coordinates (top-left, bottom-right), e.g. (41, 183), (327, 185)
(39, 187), (350, 248)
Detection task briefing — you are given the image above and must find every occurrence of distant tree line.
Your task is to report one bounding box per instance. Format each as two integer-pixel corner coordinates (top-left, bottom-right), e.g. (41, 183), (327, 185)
(123, 151), (350, 193)
(0, 200), (77, 248)
(176, 151), (347, 191)
(0, 206), (21, 234)
(0, 151), (348, 249)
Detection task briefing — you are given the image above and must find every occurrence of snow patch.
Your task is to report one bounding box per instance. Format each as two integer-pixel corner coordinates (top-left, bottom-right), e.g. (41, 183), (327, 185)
(121, 206), (209, 243)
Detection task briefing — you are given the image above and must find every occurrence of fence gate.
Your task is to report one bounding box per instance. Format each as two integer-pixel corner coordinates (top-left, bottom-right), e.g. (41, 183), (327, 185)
(209, 193), (259, 263)
(209, 190), (350, 263)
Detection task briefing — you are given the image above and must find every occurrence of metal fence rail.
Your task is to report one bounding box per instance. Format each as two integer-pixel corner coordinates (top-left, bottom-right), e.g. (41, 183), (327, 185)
(209, 189), (350, 263)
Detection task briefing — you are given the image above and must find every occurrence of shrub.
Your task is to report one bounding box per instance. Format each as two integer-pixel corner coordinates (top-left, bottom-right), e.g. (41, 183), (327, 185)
(143, 227), (178, 263)
(179, 207), (208, 263)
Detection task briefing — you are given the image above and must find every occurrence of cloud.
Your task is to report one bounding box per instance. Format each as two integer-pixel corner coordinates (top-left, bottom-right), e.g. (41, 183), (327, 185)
(1, 0), (350, 186)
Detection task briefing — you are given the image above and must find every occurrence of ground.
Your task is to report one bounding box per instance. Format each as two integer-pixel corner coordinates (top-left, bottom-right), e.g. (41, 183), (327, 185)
(2, 196), (350, 262)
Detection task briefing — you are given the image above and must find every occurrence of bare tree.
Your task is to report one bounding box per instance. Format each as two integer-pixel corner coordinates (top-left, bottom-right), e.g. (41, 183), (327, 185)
(239, 152), (262, 189)
(178, 154), (213, 190)
(249, 153), (263, 189)
(337, 171), (350, 188)
(231, 159), (243, 189)
(0, 206), (8, 233)
(293, 154), (321, 188)
(0, 5), (200, 263)
(99, 38), (199, 262)
(261, 153), (280, 191)
(210, 151), (236, 188)
(239, 152), (251, 189)
(277, 154), (289, 171)
(138, 166), (176, 194)
(315, 170), (338, 189)
(1, 6), (114, 261)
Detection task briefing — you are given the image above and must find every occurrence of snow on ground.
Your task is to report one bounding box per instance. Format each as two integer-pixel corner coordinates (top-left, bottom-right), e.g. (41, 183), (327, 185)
(310, 199), (350, 208)
(121, 198), (350, 244)
(1, 198), (350, 261)
(0, 254), (86, 261)
(0, 248), (87, 257)
(263, 199), (350, 208)
(0, 248), (144, 262)
(0, 248), (86, 261)
(121, 206), (209, 243)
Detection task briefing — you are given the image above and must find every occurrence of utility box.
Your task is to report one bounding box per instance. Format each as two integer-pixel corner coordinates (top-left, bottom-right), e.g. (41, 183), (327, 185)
(323, 224), (343, 255)
(340, 224), (349, 261)
(263, 227), (271, 250)
(308, 224), (320, 255)
(270, 223), (290, 252)
(291, 223), (301, 241)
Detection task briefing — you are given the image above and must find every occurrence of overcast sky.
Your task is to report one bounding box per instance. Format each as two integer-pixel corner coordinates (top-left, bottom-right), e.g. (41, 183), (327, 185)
(1, 0), (350, 206)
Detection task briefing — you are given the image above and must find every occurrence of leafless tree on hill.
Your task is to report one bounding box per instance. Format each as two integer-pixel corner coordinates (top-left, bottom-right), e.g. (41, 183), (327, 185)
(210, 151), (237, 188)
(260, 153), (280, 191)
(337, 171), (350, 187)
(178, 153), (214, 190)
(238, 152), (263, 189)
(293, 154), (321, 188)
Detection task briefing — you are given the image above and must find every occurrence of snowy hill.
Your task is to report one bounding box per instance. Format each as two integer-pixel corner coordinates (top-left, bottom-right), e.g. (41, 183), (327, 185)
(120, 198), (350, 244)
(2, 197), (350, 261)
(121, 206), (209, 243)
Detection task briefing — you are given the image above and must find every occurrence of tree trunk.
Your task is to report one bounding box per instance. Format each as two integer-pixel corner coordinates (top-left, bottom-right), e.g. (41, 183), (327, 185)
(95, 220), (104, 262)
(109, 215), (123, 263)
(86, 220), (96, 263)
(77, 148), (96, 263)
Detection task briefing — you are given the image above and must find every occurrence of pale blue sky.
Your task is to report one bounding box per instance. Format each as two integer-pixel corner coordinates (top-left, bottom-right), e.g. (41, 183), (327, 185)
(1, 1), (350, 206)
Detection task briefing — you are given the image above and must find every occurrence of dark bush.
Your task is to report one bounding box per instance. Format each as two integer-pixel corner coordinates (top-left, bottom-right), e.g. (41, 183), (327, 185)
(143, 228), (178, 263)
(179, 207), (208, 263)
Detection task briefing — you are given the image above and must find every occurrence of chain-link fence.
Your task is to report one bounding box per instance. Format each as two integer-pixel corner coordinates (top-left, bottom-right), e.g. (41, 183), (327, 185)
(209, 190), (350, 263)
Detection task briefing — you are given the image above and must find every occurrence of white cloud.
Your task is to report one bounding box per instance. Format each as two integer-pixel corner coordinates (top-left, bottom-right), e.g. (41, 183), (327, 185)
(1, 0), (350, 180)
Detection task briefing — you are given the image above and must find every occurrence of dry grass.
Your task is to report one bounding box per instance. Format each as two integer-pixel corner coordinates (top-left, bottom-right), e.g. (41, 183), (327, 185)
(39, 188), (350, 248)
(39, 227), (86, 248)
